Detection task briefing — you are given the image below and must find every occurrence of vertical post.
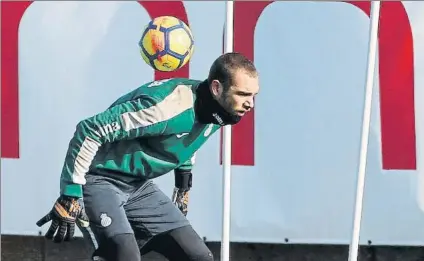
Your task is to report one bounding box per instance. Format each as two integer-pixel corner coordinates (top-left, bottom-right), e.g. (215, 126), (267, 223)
(221, 2), (234, 261)
(348, 2), (381, 261)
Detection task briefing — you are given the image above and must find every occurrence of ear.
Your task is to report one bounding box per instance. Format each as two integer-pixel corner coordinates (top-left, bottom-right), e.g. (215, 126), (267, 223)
(210, 80), (222, 97)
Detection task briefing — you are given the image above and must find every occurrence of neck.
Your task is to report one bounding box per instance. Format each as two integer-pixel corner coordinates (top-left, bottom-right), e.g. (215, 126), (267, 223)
(195, 81), (241, 126)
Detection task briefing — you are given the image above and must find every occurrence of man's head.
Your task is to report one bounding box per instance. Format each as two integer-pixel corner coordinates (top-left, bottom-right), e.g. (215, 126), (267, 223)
(208, 52), (259, 117)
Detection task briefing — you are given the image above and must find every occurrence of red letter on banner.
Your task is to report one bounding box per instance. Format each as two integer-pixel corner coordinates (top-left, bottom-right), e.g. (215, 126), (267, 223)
(1, 1), (190, 159)
(1, 1), (32, 158)
(230, 1), (416, 170)
(349, 1), (416, 170)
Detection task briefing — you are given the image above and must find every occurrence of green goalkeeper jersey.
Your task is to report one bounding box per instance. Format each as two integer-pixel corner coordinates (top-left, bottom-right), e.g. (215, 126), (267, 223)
(60, 78), (221, 198)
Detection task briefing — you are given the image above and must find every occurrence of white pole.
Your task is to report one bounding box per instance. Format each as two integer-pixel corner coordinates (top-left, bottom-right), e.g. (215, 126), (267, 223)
(221, 1), (234, 261)
(348, 2), (381, 261)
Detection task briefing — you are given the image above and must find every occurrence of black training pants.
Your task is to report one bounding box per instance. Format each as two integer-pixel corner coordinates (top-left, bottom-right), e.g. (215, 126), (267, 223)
(78, 173), (213, 261)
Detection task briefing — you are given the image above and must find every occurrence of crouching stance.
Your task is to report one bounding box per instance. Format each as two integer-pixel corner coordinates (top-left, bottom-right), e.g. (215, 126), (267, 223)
(36, 52), (260, 261)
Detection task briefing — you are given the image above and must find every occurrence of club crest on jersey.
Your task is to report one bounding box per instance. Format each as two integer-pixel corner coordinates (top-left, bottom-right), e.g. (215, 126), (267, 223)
(100, 213), (112, 227)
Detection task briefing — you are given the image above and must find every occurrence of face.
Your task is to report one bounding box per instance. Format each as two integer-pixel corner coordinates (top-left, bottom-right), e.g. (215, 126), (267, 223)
(211, 69), (260, 117)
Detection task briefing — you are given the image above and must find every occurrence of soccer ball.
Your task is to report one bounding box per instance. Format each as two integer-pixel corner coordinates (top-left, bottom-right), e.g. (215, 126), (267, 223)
(139, 16), (194, 72)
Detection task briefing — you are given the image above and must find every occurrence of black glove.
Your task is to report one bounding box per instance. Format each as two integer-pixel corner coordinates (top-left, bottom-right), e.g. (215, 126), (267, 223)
(36, 195), (85, 243)
(172, 187), (189, 216)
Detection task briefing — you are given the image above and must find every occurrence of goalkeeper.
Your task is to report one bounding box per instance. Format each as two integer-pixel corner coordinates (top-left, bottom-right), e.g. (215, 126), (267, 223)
(36, 52), (259, 261)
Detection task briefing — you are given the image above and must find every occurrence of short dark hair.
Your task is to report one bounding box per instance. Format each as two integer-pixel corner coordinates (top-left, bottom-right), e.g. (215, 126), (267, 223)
(207, 52), (257, 90)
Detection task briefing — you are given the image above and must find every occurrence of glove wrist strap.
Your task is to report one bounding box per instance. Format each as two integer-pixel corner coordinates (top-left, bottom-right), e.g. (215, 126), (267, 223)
(174, 170), (192, 190)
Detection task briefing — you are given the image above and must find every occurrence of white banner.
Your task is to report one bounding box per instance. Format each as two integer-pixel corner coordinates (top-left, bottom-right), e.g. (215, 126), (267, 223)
(1, 1), (424, 246)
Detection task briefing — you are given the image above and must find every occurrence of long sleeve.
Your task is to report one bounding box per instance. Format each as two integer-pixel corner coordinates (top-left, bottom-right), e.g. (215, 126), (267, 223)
(175, 153), (196, 173)
(60, 84), (195, 197)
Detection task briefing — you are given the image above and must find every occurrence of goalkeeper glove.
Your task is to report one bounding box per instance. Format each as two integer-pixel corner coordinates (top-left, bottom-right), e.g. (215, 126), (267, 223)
(36, 195), (88, 242)
(172, 188), (190, 216)
(172, 170), (192, 216)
